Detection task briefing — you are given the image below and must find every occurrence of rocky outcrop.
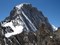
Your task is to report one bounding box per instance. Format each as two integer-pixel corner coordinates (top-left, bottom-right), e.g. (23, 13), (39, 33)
(54, 28), (60, 38)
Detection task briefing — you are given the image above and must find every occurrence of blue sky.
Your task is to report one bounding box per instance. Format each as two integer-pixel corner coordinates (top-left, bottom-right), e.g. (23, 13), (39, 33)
(0, 0), (60, 27)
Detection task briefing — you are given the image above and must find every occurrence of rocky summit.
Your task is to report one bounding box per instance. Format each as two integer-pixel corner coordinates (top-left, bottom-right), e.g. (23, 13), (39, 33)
(0, 3), (60, 45)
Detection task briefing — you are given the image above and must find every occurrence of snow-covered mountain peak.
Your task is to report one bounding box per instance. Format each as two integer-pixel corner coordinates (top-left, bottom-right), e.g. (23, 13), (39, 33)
(0, 3), (53, 38)
(16, 3), (23, 9)
(15, 3), (31, 9)
(0, 3), (56, 45)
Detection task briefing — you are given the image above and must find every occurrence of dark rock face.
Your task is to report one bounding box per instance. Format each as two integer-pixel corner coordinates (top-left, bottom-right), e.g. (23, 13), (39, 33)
(58, 27), (60, 29)
(0, 3), (60, 45)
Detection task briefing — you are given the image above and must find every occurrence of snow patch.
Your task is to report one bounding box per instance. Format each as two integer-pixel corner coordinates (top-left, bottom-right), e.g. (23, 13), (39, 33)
(2, 20), (24, 38)
(16, 3), (23, 9)
(52, 24), (58, 31)
(16, 3), (29, 9)
(16, 3), (30, 9)
(50, 36), (53, 38)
